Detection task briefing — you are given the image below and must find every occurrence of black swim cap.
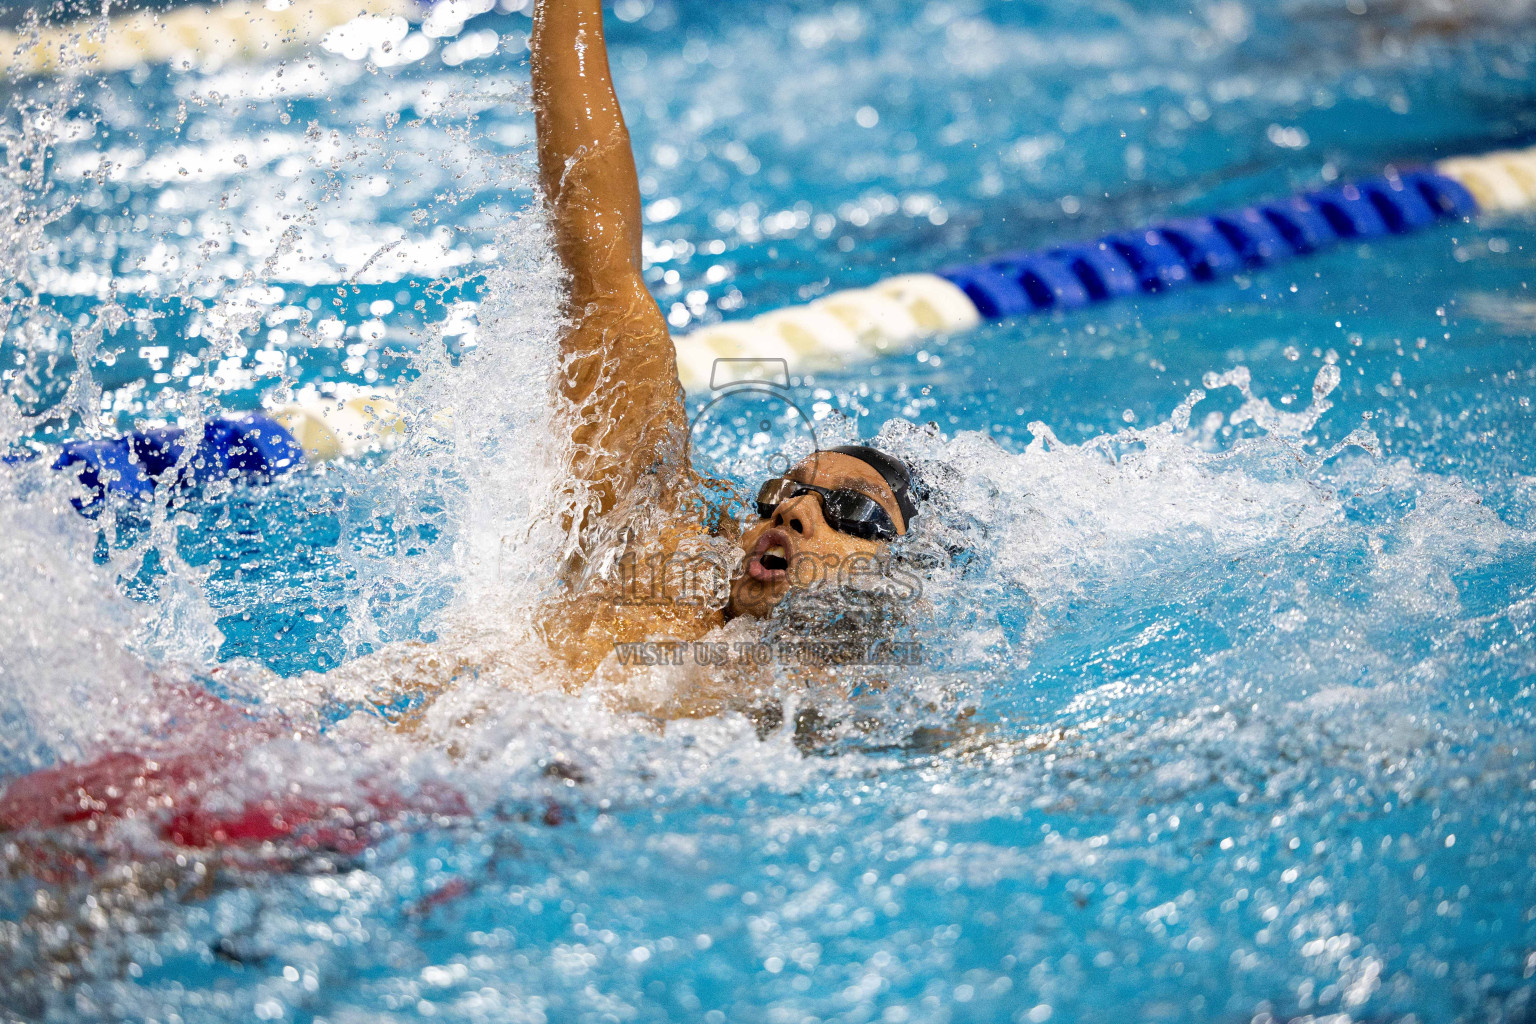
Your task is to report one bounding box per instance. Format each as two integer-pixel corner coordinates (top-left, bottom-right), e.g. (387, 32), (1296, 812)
(824, 445), (920, 528)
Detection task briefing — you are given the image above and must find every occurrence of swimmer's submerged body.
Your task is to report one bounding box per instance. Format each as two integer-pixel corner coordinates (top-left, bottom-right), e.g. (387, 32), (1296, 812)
(0, 0), (931, 848)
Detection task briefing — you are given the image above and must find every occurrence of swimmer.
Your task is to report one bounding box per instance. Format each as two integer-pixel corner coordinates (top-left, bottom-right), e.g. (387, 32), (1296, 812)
(250, 0), (928, 722)
(525, 0), (922, 671)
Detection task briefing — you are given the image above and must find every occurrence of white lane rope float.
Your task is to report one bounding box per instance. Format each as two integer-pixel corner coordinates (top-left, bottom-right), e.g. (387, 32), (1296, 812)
(0, 0), (416, 77)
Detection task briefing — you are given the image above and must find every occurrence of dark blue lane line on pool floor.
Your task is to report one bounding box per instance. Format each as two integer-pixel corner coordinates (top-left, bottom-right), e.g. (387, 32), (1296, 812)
(936, 169), (1479, 320)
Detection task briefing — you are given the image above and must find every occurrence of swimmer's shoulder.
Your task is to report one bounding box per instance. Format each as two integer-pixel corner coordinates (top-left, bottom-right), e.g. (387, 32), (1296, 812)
(538, 585), (726, 679)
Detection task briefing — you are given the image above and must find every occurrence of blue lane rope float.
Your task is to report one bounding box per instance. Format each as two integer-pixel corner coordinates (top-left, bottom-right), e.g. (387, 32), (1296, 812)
(32, 389), (405, 511)
(931, 169), (1475, 319)
(33, 146), (1536, 506)
(49, 413), (303, 513)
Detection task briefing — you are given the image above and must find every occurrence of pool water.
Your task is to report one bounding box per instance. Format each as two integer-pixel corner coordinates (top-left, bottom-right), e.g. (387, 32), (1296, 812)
(2, 0), (1536, 1021)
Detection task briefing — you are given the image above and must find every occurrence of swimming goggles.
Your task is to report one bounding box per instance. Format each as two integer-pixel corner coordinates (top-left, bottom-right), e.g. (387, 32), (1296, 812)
(755, 477), (900, 541)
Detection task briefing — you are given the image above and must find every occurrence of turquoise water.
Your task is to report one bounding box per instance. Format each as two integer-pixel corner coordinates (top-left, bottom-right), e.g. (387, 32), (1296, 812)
(2, 1), (1536, 1021)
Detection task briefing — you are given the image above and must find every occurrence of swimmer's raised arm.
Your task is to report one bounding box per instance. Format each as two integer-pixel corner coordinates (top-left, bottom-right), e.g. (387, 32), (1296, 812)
(532, 0), (696, 549)
(532, 0), (643, 281)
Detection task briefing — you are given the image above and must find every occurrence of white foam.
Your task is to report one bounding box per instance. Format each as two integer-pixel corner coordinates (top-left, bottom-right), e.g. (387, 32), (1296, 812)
(0, 449), (153, 773)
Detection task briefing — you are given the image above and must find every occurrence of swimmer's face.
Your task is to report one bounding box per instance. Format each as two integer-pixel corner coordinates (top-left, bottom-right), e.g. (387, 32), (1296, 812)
(727, 451), (907, 619)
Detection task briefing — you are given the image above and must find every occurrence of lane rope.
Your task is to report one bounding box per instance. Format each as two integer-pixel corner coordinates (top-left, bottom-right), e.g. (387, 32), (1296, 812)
(0, 0), (414, 77)
(671, 150), (1536, 389)
(20, 61), (1532, 499)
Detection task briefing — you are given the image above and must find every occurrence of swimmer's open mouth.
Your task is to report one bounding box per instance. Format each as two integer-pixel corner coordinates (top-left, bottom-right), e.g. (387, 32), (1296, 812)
(749, 529), (794, 581)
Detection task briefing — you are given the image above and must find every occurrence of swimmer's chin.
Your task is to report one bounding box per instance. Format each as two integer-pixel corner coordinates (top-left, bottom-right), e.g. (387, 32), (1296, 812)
(724, 570), (790, 619)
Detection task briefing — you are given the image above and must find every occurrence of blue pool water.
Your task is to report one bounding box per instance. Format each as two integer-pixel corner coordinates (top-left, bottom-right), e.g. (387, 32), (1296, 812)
(2, 0), (1536, 1021)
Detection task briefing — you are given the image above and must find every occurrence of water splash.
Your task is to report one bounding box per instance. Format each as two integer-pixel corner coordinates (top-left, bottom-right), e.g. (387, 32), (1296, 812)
(0, 3), (1533, 1021)
(0, 433), (151, 777)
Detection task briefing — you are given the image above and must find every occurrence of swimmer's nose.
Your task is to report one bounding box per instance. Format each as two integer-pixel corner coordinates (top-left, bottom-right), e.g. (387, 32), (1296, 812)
(773, 494), (820, 536)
